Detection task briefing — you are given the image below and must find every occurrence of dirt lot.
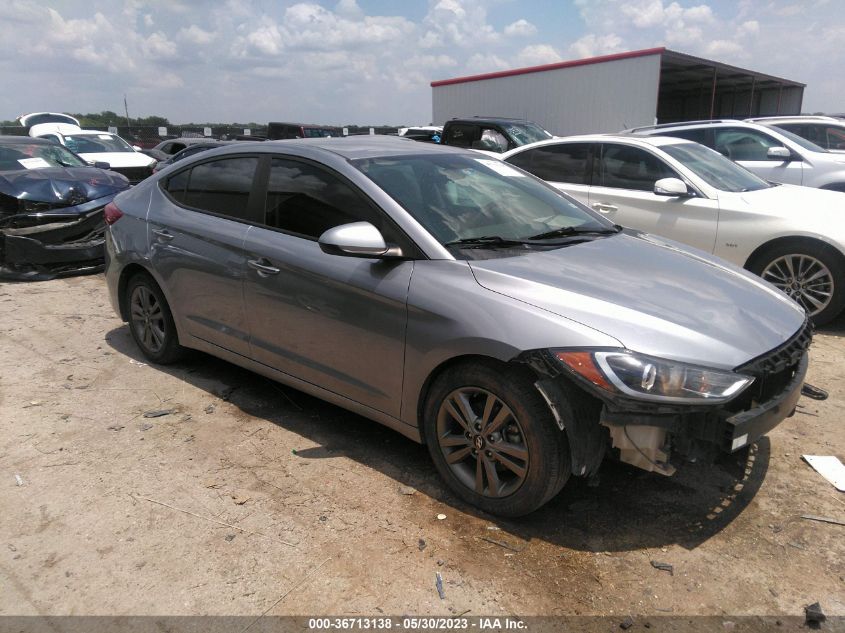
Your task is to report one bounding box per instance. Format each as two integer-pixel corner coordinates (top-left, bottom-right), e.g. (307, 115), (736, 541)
(1, 275), (843, 626)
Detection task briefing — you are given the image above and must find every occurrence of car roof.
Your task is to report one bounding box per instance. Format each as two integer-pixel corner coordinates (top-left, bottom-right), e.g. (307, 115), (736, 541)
(501, 133), (692, 154)
(449, 116), (532, 125)
(0, 135), (56, 145)
(746, 115), (843, 124)
(203, 135), (469, 161)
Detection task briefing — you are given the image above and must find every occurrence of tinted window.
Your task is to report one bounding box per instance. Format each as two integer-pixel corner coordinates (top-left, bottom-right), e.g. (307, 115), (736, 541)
(594, 144), (678, 191)
(445, 124), (478, 148)
(825, 126), (845, 150)
(509, 143), (590, 184)
(662, 128), (708, 144)
(713, 128), (784, 161)
(264, 158), (387, 240)
(165, 170), (189, 203)
(179, 157), (258, 219)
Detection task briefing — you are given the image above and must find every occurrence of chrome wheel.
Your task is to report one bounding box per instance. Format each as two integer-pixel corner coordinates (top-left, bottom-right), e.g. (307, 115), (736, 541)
(130, 285), (166, 354)
(436, 387), (529, 498)
(761, 254), (834, 316)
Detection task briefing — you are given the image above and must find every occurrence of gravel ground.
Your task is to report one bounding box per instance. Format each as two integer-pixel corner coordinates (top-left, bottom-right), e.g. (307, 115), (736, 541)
(1, 274), (843, 627)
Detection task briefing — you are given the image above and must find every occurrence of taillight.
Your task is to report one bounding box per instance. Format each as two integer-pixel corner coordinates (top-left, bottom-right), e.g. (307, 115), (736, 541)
(104, 201), (124, 225)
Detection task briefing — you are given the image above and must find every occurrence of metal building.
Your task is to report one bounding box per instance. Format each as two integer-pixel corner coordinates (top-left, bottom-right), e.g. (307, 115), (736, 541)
(431, 47), (805, 136)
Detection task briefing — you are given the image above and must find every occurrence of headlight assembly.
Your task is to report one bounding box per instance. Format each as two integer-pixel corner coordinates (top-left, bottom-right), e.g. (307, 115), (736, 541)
(555, 349), (754, 404)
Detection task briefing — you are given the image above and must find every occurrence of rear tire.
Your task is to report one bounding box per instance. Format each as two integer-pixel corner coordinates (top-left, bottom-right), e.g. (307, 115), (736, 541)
(748, 241), (845, 326)
(423, 361), (570, 517)
(125, 273), (184, 364)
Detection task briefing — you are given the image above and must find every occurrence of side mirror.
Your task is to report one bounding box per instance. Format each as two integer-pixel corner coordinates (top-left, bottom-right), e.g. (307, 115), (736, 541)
(767, 146), (792, 161)
(92, 161), (111, 170)
(654, 177), (691, 197)
(318, 222), (401, 258)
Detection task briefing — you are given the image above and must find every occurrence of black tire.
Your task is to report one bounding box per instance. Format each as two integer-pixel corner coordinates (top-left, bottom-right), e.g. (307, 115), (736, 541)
(423, 361), (570, 517)
(748, 241), (845, 326)
(125, 273), (185, 364)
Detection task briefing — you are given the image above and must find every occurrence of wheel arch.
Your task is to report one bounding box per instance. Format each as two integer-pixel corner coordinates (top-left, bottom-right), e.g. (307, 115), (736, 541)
(414, 354), (528, 445)
(744, 235), (845, 271)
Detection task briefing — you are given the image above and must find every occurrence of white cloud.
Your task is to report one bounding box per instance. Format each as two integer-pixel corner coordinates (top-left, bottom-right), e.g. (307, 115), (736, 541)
(420, 0), (500, 48)
(143, 14), (154, 27)
(516, 44), (562, 67)
(142, 32), (179, 61)
(568, 33), (624, 59)
(465, 53), (510, 73)
(179, 24), (216, 45)
(504, 19), (537, 38)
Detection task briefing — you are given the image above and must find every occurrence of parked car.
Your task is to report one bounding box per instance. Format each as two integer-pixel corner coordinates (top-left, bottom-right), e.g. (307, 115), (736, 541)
(17, 112), (81, 128)
(151, 137), (220, 157)
(23, 117), (156, 184)
(627, 119), (845, 192)
(502, 134), (845, 324)
(267, 122), (341, 140)
(151, 142), (227, 173)
(746, 115), (845, 153)
(439, 117), (554, 153)
(0, 136), (129, 280)
(398, 126), (442, 143)
(105, 137), (810, 517)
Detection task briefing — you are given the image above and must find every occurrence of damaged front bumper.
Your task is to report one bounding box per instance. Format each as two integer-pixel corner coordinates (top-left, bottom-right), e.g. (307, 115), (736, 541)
(0, 196), (113, 281)
(521, 321), (812, 478)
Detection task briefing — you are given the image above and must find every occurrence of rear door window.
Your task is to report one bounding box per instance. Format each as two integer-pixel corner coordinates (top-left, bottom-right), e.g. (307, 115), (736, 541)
(165, 156), (259, 220)
(445, 124), (479, 148)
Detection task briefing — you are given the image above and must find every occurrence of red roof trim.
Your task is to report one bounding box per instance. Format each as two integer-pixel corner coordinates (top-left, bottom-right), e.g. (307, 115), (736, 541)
(430, 47), (666, 87)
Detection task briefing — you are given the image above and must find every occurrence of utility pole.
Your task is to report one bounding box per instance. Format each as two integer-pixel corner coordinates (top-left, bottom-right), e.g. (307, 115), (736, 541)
(124, 94), (131, 130)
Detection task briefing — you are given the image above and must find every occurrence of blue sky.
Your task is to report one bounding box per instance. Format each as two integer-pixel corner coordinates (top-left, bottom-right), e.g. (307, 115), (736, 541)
(1, 0), (842, 125)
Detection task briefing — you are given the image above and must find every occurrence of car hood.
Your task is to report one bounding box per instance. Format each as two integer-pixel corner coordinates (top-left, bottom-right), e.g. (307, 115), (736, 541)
(468, 232), (805, 369)
(721, 183), (845, 222)
(77, 152), (155, 168)
(0, 167), (129, 205)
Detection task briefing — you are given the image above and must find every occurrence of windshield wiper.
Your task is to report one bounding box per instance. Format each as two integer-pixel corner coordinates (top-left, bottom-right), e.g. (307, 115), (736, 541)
(443, 235), (531, 249)
(525, 225), (622, 241)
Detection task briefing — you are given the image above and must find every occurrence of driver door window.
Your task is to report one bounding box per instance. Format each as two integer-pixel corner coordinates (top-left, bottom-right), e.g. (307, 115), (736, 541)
(594, 144), (679, 191)
(713, 128), (782, 161)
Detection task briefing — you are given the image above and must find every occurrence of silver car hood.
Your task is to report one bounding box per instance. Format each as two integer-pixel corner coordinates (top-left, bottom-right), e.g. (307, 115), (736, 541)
(468, 232), (805, 369)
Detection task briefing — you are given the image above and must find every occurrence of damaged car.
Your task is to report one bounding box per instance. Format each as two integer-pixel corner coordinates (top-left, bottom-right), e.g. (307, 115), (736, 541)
(105, 137), (811, 517)
(0, 136), (130, 280)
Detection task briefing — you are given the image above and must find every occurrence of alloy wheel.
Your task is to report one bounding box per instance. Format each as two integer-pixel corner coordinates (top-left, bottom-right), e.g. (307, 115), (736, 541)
(130, 285), (166, 354)
(761, 254), (834, 316)
(436, 387), (529, 498)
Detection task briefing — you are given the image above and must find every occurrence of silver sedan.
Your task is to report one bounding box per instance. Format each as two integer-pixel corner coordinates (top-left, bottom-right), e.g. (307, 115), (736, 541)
(104, 137), (809, 516)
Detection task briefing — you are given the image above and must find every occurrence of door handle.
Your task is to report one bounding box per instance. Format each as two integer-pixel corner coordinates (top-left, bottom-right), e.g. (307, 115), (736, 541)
(591, 203), (618, 214)
(248, 258), (281, 276)
(152, 228), (174, 241)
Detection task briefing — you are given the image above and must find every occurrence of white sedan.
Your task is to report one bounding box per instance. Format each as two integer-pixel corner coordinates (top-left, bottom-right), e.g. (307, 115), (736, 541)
(501, 134), (845, 324)
(27, 122), (155, 184)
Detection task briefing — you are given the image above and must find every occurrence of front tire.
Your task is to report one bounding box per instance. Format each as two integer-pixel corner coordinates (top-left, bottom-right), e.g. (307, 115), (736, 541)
(749, 241), (845, 326)
(125, 273), (185, 364)
(423, 362), (570, 517)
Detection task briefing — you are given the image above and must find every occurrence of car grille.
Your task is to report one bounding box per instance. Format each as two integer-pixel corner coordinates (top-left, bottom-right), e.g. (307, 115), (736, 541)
(728, 320), (812, 410)
(110, 166), (152, 184)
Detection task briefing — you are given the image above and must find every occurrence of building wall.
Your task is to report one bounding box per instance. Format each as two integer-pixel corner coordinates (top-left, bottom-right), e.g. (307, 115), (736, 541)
(432, 54), (662, 135)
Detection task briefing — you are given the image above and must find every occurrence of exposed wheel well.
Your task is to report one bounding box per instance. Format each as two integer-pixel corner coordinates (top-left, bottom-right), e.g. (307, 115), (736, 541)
(744, 236), (845, 272)
(117, 263), (154, 321)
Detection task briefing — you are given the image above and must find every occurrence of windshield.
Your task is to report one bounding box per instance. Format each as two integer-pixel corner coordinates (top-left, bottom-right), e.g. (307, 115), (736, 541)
(769, 126), (827, 153)
(354, 154), (612, 251)
(661, 142), (771, 192)
(0, 143), (88, 171)
(504, 122), (554, 146)
(64, 134), (135, 154)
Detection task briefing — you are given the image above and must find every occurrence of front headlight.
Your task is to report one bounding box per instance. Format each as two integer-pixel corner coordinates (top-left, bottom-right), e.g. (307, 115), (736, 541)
(555, 349), (754, 404)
